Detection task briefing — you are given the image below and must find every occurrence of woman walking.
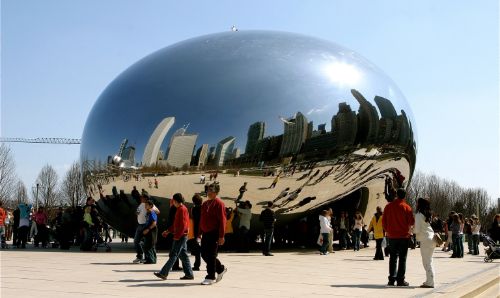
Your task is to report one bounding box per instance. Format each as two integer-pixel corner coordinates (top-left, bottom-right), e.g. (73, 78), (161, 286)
(319, 210), (332, 255)
(352, 211), (364, 251)
(414, 198), (435, 288)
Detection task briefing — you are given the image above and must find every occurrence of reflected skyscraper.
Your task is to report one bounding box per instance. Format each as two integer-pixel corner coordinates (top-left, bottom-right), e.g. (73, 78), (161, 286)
(351, 89), (379, 144)
(246, 121), (265, 155)
(165, 133), (198, 168)
(194, 144), (209, 167)
(280, 112), (308, 157)
(332, 102), (357, 149)
(215, 136), (235, 166)
(142, 117), (175, 166)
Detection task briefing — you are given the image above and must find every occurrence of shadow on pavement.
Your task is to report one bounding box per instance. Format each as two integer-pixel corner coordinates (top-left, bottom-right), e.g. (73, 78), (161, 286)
(128, 282), (199, 287)
(91, 262), (137, 265)
(331, 284), (418, 289)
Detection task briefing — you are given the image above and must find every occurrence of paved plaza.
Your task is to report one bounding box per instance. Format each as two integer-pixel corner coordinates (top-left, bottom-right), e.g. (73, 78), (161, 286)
(1, 241), (498, 298)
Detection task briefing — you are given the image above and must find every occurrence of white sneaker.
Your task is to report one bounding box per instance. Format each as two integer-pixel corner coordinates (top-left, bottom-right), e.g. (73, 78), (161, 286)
(132, 258), (143, 264)
(216, 267), (227, 283)
(201, 278), (216, 285)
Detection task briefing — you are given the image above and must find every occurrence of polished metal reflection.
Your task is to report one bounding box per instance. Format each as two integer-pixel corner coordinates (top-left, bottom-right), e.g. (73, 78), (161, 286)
(80, 30), (417, 236)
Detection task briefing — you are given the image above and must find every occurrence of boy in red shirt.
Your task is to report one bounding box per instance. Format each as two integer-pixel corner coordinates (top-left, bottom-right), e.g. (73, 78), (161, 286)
(154, 193), (194, 280)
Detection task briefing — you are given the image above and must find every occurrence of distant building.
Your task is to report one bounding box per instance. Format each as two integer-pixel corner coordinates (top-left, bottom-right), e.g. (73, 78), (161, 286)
(351, 89), (379, 144)
(194, 144), (209, 167)
(232, 148), (241, 159)
(122, 146), (136, 165)
(332, 102), (357, 149)
(245, 121), (265, 155)
(374, 96), (398, 119)
(118, 139), (128, 157)
(215, 136), (235, 166)
(142, 117), (175, 166)
(279, 112), (308, 157)
(166, 133), (198, 168)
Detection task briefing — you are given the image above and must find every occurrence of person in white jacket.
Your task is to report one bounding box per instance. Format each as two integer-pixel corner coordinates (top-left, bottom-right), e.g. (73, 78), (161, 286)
(414, 198), (435, 288)
(319, 210), (333, 255)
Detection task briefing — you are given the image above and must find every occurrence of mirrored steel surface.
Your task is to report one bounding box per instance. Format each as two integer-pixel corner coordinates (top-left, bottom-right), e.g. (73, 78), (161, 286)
(80, 31), (417, 236)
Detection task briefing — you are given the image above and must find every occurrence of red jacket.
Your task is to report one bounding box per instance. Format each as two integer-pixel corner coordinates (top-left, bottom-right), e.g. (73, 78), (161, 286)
(167, 204), (189, 240)
(199, 197), (227, 238)
(382, 198), (414, 239)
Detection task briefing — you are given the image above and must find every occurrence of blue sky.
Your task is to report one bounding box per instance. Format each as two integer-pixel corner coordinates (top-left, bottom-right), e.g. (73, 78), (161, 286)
(1, 1), (498, 201)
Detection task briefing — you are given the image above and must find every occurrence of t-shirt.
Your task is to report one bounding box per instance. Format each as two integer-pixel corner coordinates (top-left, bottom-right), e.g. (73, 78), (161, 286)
(136, 203), (147, 224)
(145, 211), (157, 227)
(238, 207), (252, 229)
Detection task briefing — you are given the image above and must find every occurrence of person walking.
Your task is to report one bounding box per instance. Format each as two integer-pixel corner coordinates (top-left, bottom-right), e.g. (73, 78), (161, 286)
(142, 200), (158, 264)
(237, 182), (247, 202)
(133, 194), (159, 263)
(368, 206), (384, 260)
(190, 194), (203, 270)
(414, 198), (435, 288)
(154, 193), (194, 280)
(382, 188), (415, 287)
(352, 211), (364, 251)
(471, 215), (481, 255)
(319, 210), (333, 255)
(199, 183), (227, 285)
(259, 201), (276, 256)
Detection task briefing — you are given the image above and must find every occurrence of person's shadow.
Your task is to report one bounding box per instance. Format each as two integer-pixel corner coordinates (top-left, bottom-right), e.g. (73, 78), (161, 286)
(128, 282), (199, 287)
(331, 284), (417, 289)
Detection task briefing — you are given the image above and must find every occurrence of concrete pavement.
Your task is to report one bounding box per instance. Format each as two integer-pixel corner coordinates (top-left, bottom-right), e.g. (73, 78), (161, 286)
(1, 242), (498, 298)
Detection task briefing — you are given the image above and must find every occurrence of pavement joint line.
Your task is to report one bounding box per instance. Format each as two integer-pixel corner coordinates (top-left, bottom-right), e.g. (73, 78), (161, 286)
(460, 274), (500, 298)
(415, 264), (500, 298)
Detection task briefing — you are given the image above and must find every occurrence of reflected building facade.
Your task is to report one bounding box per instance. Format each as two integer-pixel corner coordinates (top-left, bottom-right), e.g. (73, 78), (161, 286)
(80, 31), (417, 239)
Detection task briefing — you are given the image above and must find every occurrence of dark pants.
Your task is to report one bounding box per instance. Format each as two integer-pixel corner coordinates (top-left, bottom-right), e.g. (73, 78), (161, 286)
(320, 233), (329, 253)
(388, 238), (409, 283)
(188, 239), (202, 269)
(339, 229), (347, 249)
(375, 238), (384, 260)
(17, 226), (29, 248)
(238, 226), (250, 252)
(263, 228), (274, 254)
(472, 234), (480, 255)
(353, 229), (361, 251)
(134, 224), (145, 259)
(452, 233), (462, 257)
(201, 231), (225, 280)
(34, 224), (48, 247)
(143, 228), (157, 263)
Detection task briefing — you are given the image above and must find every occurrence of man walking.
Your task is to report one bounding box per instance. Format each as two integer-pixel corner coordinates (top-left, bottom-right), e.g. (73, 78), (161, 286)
(382, 188), (415, 287)
(133, 194), (159, 263)
(260, 201), (276, 256)
(199, 183), (227, 285)
(154, 193), (194, 280)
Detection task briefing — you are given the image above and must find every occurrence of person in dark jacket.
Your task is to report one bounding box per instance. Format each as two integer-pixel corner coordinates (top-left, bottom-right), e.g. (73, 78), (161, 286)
(260, 202), (276, 256)
(190, 194), (203, 270)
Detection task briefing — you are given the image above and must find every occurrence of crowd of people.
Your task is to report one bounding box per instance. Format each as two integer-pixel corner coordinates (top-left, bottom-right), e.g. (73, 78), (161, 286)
(1, 172), (499, 289)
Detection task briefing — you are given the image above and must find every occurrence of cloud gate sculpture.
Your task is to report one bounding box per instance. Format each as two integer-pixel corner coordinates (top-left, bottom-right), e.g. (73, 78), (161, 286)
(80, 30), (417, 239)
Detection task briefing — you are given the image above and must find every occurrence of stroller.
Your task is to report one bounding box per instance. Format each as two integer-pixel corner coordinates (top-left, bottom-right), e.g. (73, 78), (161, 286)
(90, 225), (112, 252)
(482, 234), (500, 262)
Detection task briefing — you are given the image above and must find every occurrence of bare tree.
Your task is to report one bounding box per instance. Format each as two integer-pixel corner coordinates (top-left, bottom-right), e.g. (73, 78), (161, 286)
(0, 144), (16, 205)
(61, 161), (86, 207)
(35, 164), (59, 210)
(12, 179), (29, 206)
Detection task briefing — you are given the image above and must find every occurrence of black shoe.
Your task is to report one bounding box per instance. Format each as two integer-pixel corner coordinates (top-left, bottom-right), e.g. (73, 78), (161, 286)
(180, 275), (194, 280)
(143, 261), (156, 264)
(387, 281), (395, 286)
(192, 267), (200, 271)
(397, 281), (409, 287)
(266, 253), (274, 256)
(154, 272), (167, 280)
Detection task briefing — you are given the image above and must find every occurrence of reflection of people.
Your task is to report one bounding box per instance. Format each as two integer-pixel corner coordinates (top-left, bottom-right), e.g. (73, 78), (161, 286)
(382, 188), (414, 287)
(236, 201), (252, 252)
(237, 182), (247, 202)
(269, 175), (280, 188)
(414, 198), (435, 288)
(199, 183), (227, 285)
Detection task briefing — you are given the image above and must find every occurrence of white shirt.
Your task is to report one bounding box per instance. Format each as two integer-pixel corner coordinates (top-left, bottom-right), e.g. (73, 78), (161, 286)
(353, 218), (363, 231)
(414, 212), (434, 242)
(319, 215), (332, 233)
(472, 223), (481, 235)
(136, 203), (147, 224)
(238, 208), (252, 229)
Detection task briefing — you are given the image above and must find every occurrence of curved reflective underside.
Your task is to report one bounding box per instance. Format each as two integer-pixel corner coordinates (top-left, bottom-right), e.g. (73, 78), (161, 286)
(80, 31), (417, 236)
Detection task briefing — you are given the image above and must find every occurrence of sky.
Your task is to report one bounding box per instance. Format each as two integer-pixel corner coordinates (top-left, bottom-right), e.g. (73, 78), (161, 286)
(1, 1), (498, 201)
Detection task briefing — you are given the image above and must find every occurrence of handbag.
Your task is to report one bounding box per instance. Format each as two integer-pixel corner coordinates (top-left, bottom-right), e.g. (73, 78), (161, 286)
(317, 234), (323, 246)
(433, 233), (443, 246)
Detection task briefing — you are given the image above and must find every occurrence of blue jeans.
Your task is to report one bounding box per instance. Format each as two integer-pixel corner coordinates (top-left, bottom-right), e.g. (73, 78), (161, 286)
(388, 238), (409, 283)
(452, 234), (462, 257)
(134, 224), (145, 259)
(353, 229), (361, 251)
(263, 228), (274, 254)
(339, 229), (347, 249)
(160, 235), (193, 277)
(472, 234), (480, 255)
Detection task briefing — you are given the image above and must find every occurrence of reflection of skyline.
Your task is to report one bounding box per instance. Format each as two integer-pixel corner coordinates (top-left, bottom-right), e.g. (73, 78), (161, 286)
(104, 89), (413, 169)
